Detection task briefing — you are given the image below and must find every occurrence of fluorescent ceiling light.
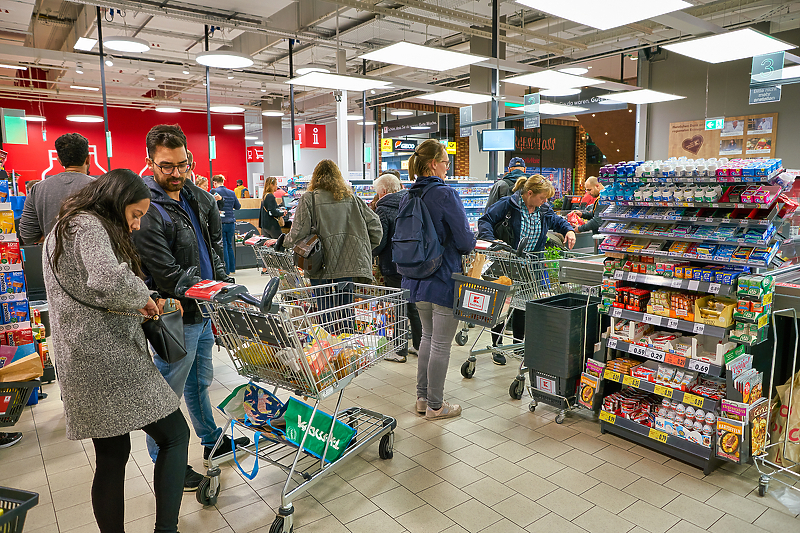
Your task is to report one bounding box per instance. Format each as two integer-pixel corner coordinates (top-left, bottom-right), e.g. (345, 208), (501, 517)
(357, 121), (376, 126)
(66, 115), (104, 123)
(360, 42), (485, 71)
(296, 64), (330, 75)
(223, 124), (243, 130)
(418, 90), (493, 105)
(104, 56), (114, 67)
(286, 72), (391, 92)
(245, 135), (258, 140)
(539, 103), (588, 115)
(196, 51), (254, 69)
(74, 37), (97, 51)
(0, 64), (27, 70)
(347, 115), (363, 121)
(261, 110), (284, 117)
(254, 141), (264, 145)
(75, 62), (83, 75)
(155, 106), (181, 113)
(663, 28), (795, 64)
(210, 105), (245, 113)
(70, 85), (99, 91)
(505, 70), (604, 89)
(600, 89), (685, 104)
(22, 115), (46, 122)
(781, 65), (800, 79)
(391, 110), (414, 116)
(103, 36), (150, 53)
(541, 88), (582, 97)
(515, 0), (692, 31)
(559, 67), (589, 75)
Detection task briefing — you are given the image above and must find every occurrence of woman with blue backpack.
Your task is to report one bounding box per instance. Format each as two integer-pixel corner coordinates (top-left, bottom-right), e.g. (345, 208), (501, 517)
(393, 139), (476, 420)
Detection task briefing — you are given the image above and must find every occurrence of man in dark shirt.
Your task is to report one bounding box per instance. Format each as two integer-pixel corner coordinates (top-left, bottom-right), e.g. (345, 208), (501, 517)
(210, 175), (240, 274)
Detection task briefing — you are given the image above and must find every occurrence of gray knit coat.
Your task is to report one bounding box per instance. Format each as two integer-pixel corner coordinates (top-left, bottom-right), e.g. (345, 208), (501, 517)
(43, 214), (180, 440)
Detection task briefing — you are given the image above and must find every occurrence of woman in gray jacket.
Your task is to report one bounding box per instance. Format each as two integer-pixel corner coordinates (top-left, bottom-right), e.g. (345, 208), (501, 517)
(43, 169), (189, 533)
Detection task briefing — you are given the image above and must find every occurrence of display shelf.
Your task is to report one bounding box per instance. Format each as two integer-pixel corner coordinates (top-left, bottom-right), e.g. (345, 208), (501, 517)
(600, 208), (778, 228)
(598, 175), (777, 184)
(0, 321), (31, 332)
(603, 337), (724, 377)
(456, 194), (490, 198)
(600, 307), (730, 338)
(599, 244), (778, 268)
(601, 367), (719, 410)
(0, 292), (27, 303)
(603, 272), (734, 297)
(599, 411), (719, 474)
(598, 196), (780, 211)
(599, 227), (776, 247)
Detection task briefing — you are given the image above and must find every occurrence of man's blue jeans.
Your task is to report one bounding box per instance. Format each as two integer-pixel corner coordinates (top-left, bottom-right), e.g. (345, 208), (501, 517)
(221, 222), (236, 274)
(147, 319), (222, 462)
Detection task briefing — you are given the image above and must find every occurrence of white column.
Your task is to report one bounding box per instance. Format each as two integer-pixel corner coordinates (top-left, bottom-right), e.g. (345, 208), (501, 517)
(336, 90), (349, 172)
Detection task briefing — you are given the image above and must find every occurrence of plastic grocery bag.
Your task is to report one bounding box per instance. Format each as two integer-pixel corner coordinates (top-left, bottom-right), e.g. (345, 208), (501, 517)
(217, 382), (286, 427)
(766, 370), (800, 465)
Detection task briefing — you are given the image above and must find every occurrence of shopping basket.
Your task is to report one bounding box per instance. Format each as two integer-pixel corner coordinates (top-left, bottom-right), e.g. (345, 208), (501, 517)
(452, 274), (514, 328)
(245, 235), (309, 292)
(0, 488), (38, 533)
(0, 381), (40, 427)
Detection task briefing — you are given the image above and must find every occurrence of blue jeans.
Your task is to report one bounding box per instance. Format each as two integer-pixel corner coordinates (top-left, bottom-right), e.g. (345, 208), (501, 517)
(147, 319), (222, 462)
(221, 222), (236, 274)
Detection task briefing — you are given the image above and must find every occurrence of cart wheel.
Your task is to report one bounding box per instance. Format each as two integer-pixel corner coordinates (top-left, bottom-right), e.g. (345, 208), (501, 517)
(196, 477), (220, 506)
(379, 433), (394, 460)
(269, 516), (293, 533)
(758, 476), (769, 497)
(509, 378), (524, 400)
(555, 414), (565, 424)
(529, 403), (536, 413)
(455, 331), (468, 346)
(461, 360), (475, 379)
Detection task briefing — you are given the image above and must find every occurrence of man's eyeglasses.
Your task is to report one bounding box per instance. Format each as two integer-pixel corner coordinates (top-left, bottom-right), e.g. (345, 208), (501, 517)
(152, 161), (190, 175)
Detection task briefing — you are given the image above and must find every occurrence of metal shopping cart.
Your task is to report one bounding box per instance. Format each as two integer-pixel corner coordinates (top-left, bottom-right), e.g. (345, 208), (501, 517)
(245, 234), (310, 293)
(185, 279), (403, 533)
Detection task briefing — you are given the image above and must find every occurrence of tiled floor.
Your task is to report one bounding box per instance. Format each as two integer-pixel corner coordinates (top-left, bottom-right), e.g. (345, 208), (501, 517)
(3, 269), (800, 533)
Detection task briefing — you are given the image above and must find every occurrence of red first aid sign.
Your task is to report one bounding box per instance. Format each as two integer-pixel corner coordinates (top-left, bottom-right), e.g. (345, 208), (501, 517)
(246, 146), (263, 163)
(295, 124), (327, 149)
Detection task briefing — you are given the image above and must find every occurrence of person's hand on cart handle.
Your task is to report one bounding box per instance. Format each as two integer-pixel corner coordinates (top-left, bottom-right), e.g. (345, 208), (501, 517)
(139, 297), (159, 317)
(565, 230), (576, 250)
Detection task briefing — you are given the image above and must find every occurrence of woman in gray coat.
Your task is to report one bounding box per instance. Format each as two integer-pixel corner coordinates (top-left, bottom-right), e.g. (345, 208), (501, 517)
(43, 169), (189, 533)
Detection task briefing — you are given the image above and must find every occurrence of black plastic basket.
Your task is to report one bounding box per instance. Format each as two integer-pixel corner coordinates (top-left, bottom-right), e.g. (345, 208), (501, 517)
(452, 273), (514, 327)
(0, 487), (38, 533)
(0, 380), (40, 428)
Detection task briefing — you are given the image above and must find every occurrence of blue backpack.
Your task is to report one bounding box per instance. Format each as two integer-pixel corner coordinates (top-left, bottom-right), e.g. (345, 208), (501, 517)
(392, 183), (445, 279)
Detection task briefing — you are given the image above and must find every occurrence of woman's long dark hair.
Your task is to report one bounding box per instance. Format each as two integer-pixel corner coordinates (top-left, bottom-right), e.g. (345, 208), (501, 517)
(50, 169), (151, 277)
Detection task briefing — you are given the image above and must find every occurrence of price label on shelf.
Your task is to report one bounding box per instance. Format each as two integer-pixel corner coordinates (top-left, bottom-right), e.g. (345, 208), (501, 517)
(708, 283), (721, 294)
(645, 348), (666, 362)
(689, 217), (698, 222)
(604, 369), (622, 382)
(683, 393), (705, 408)
(622, 375), (641, 388)
(670, 279), (683, 288)
(666, 318), (679, 329)
(614, 270), (624, 280)
(606, 338), (618, 350)
(648, 428), (669, 443)
(630, 345), (647, 357)
(626, 272), (638, 282)
(611, 308), (623, 318)
(665, 353), (687, 367)
(693, 323), (706, 335)
(599, 411), (617, 424)
(688, 281), (700, 291)
(688, 359), (711, 374)
(737, 204), (747, 209)
(643, 314), (661, 326)
(705, 217), (715, 223)
(654, 385), (674, 398)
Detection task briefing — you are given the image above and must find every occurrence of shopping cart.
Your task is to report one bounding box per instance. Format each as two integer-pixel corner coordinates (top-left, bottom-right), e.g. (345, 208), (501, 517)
(185, 279), (403, 533)
(753, 308), (800, 498)
(244, 234), (309, 292)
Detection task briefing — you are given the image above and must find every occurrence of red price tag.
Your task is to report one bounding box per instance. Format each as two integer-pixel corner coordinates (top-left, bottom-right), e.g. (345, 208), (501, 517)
(665, 353), (687, 367)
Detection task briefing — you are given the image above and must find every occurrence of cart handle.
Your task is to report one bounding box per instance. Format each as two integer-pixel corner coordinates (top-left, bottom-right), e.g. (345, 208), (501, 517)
(237, 277), (281, 314)
(487, 237), (529, 257)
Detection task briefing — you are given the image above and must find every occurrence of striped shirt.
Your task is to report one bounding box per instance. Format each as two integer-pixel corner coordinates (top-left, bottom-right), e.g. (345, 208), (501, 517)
(519, 205), (542, 253)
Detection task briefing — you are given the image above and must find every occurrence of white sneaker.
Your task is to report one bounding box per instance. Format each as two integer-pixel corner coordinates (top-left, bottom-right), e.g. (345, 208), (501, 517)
(425, 401), (462, 420)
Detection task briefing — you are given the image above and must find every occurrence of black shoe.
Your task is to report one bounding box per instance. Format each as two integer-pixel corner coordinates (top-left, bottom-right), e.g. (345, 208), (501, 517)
(493, 353), (507, 365)
(184, 465), (204, 492)
(0, 432), (22, 448)
(203, 435), (250, 462)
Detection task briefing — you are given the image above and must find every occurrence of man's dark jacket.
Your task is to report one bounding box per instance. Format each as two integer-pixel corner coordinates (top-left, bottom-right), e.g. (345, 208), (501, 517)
(372, 189), (407, 278)
(132, 177), (227, 324)
(577, 199), (602, 234)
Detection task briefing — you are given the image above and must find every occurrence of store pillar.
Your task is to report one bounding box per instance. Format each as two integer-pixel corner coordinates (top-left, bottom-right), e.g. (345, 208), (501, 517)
(470, 30), (505, 181)
(261, 100), (283, 177)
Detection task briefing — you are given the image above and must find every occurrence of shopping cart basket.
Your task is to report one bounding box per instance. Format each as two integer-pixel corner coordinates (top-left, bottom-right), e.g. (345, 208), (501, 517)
(0, 380), (39, 427)
(0, 488), (38, 533)
(185, 279), (403, 532)
(244, 234), (309, 292)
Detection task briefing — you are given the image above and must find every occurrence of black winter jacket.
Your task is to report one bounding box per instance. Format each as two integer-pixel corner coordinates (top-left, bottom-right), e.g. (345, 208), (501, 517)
(259, 193), (286, 238)
(372, 190), (407, 278)
(132, 177), (227, 324)
(577, 199), (603, 234)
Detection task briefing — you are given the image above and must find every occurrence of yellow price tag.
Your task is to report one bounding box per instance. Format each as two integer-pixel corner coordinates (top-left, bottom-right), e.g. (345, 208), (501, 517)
(599, 411), (617, 424)
(648, 428), (669, 443)
(604, 369), (622, 382)
(654, 385), (674, 398)
(683, 393), (704, 408)
(622, 375), (641, 388)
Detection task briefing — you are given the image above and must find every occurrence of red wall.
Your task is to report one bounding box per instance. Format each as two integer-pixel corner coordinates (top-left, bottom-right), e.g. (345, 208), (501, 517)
(0, 99), (246, 191)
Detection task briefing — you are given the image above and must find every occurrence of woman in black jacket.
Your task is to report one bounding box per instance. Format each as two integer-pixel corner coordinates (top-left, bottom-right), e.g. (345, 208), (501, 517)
(259, 176), (286, 238)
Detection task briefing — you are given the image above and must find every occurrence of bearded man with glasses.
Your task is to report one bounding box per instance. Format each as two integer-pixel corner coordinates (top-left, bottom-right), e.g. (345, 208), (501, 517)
(132, 124), (249, 491)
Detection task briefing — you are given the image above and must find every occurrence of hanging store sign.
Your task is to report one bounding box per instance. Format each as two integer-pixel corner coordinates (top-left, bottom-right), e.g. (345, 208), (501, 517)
(381, 138), (393, 152)
(246, 146), (263, 163)
(393, 140), (418, 152)
(383, 113), (439, 137)
(294, 124), (327, 148)
(459, 106), (472, 137)
(749, 86), (781, 105)
(524, 93), (540, 130)
(446, 141), (457, 155)
(548, 87), (628, 115)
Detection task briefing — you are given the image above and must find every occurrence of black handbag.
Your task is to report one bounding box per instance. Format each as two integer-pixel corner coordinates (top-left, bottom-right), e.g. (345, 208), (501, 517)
(46, 249), (187, 363)
(493, 209), (515, 246)
(293, 191), (325, 278)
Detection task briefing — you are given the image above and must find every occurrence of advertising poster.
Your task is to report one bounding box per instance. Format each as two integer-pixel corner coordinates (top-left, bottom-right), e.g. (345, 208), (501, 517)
(748, 116), (773, 134)
(746, 137), (772, 154)
(719, 138), (743, 155)
(670, 112), (777, 159)
(720, 118), (745, 137)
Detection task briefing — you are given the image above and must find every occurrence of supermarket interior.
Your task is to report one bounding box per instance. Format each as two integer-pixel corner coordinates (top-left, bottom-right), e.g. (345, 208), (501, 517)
(4, 1), (800, 533)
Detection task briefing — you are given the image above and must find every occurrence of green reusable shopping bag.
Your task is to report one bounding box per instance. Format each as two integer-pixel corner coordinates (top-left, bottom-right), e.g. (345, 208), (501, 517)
(280, 397), (356, 463)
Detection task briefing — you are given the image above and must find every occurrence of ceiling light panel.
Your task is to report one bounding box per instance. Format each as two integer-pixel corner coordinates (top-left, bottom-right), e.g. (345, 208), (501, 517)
(155, 106), (181, 113)
(539, 103), (589, 115)
(417, 90), (493, 105)
(196, 51), (254, 69)
(22, 116), (46, 122)
(296, 64), (330, 75)
(540, 88), (582, 97)
(286, 72), (391, 92)
(66, 115), (104, 123)
(505, 70), (604, 89)
(515, 0), (692, 31)
(391, 110), (414, 116)
(103, 36), (150, 53)
(0, 64), (27, 70)
(559, 67), (589, 75)
(663, 28), (795, 64)
(261, 111), (284, 117)
(74, 37), (97, 51)
(599, 89), (685, 104)
(70, 85), (99, 91)
(223, 124), (243, 130)
(210, 105), (245, 113)
(360, 42), (486, 71)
